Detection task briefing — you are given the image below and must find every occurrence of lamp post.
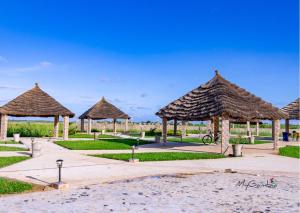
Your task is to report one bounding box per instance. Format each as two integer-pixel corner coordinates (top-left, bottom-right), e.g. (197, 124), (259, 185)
(56, 159), (63, 183)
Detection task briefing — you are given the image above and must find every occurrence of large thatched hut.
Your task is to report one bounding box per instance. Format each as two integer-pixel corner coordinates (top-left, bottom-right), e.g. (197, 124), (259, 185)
(0, 83), (74, 140)
(79, 97), (130, 134)
(156, 71), (287, 150)
(282, 98), (300, 133)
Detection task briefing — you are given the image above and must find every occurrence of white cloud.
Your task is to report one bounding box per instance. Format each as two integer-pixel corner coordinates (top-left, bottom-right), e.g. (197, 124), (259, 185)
(15, 61), (52, 72)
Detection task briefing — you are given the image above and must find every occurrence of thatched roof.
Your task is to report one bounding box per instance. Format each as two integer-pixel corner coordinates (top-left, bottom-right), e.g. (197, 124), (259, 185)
(156, 71), (287, 121)
(79, 97), (130, 120)
(282, 98), (300, 120)
(0, 83), (74, 117)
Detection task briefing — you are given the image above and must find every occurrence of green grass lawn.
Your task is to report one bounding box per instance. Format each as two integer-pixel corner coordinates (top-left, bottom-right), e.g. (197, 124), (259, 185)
(0, 156), (30, 168)
(0, 177), (33, 195)
(91, 152), (225, 162)
(166, 137), (272, 145)
(279, 146), (300, 159)
(69, 133), (120, 139)
(0, 140), (19, 144)
(0, 146), (28, 152)
(55, 138), (151, 150)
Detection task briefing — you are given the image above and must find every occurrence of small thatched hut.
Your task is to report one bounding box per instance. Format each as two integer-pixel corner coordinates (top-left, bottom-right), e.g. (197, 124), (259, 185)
(156, 71), (287, 150)
(79, 97), (130, 134)
(282, 98), (300, 133)
(0, 83), (74, 140)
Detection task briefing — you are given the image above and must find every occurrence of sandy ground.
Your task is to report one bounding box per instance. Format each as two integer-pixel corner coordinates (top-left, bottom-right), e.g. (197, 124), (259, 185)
(0, 172), (299, 213)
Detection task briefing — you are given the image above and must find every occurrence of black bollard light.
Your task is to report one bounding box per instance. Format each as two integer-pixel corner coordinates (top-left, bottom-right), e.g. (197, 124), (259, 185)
(56, 159), (63, 183)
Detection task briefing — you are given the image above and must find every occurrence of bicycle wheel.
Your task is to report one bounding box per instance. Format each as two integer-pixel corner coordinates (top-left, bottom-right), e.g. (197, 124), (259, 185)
(202, 135), (212, 144)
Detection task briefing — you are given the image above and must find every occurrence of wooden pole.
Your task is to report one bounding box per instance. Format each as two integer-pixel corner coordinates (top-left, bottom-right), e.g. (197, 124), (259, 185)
(273, 120), (280, 150)
(213, 116), (219, 140)
(221, 117), (230, 154)
(53, 115), (59, 138)
(0, 114), (8, 141)
(272, 120), (275, 140)
(246, 121), (251, 136)
(63, 116), (69, 140)
(162, 117), (167, 143)
(256, 122), (260, 136)
(80, 118), (85, 132)
(124, 118), (129, 133)
(173, 119), (177, 136)
(87, 118), (92, 134)
(113, 119), (117, 133)
(285, 119), (289, 133)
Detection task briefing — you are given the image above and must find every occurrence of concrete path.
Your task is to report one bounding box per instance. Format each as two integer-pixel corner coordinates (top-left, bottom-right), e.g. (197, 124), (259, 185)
(0, 138), (299, 188)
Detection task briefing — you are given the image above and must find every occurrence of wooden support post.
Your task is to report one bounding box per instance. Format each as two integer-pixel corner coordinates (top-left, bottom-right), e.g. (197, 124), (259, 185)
(0, 114), (8, 141)
(246, 121), (251, 136)
(173, 119), (177, 136)
(80, 118), (85, 132)
(113, 119), (117, 133)
(285, 119), (289, 133)
(53, 115), (59, 138)
(272, 120), (275, 140)
(63, 116), (69, 140)
(256, 122), (260, 136)
(87, 118), (92, 134)
(221, 117), (230, 154)
(213, 116), (219, 140)
(162, 117), (167, 143)
(124, 118), (129, 133)
(273, 120), (280, 150)
(181, 121), (187, 138)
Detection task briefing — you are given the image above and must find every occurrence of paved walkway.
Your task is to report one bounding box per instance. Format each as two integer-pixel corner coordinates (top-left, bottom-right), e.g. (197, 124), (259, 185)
(0, 138), (299, 187)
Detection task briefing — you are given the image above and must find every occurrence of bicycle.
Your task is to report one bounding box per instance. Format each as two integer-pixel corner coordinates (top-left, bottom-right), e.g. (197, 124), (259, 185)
(202, 130), (221, 144)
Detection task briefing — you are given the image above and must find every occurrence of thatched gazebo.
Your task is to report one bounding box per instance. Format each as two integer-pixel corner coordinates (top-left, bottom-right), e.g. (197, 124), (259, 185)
(79, 97), (130, 134)
(0, 83), (74, 140)
(282, 98), (300, 133)
(156, 71), (287, 150)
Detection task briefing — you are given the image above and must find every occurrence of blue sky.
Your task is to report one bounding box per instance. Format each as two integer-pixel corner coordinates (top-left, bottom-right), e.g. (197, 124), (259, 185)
(0, 0), (298, 121)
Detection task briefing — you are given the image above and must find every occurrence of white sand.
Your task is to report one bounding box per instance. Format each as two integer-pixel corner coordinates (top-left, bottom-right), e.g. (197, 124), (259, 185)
(0, 172), (299, 213)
